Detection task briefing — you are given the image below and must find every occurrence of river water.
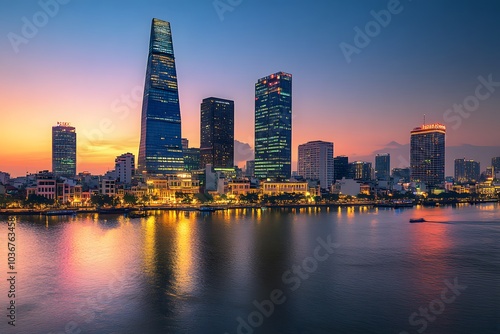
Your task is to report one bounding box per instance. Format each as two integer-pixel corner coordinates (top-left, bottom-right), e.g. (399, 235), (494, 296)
(1, 204), (499, 334)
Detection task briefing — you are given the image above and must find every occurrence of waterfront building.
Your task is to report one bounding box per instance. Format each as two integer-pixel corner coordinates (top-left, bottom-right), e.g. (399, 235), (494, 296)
(298, 140), (334, 189)
(349, 161), (372, 181)
(334, 156), (349, 181)
(260, 181), (308, 196)
(200, 97), (234, 168)
(410, 123), (446, 187)
(115, 153), (135, 185)
(52, 122), (76, 178)
(375, 153), (390, 181)
(254, 72), (292, 179)
(454, 158), (480, 184)
(138, 19), (184, 175)
(184, 148), (201, 171)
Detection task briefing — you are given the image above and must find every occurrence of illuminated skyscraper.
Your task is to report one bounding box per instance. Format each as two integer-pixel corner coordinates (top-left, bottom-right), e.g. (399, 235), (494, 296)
(52, 122), (76, 178)
(200, 97), (234, 168)
(254, 72), (292, 179)
(298, 141), (334, 189)
(138, 18), (183, 175)
(349, 161), (372, 181)
(454, 158), (480, 183)
(410, 124), (446, 187)
(375, 153), (391, 181)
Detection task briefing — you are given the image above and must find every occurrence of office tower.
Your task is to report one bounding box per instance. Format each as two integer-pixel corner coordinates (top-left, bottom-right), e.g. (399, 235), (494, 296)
(349, 161), (372, 181)
(184, 148), (201, 171)
(245, 160), (255, 178)
(200, 97), (234, 168)
(392, 168), (410, 183)
(52, 122), (76, 178)
(138, 18), (183, 175)
(115, 153), (135, 185)
(334, 156), (349, 181)
(492, 157), (500, 173)
(454, 158), (480, 183)
(254, 72), (292, 179)
(375, 153), (390, 181)
(181, 138), (189, 150)
(298, 141), (334, 189)
(410, 123), (446, 187)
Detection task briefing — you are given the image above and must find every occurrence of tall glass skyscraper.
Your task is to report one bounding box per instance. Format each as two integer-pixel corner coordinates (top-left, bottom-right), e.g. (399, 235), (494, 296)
(138, 18), (183, 175)
(254, 72), (292, 179)
(410, 124), (446, 187)
(52, 122), (76, 178)
(200, 97), (234, 169)
(375, 153), (391, 181)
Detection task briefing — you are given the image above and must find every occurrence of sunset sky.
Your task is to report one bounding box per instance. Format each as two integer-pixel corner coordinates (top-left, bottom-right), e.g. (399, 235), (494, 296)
(1, 0), (499, 177)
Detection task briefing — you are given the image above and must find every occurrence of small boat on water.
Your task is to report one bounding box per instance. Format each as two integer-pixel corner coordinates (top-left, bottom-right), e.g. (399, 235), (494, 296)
(44, 210), (77, 216)
(128, 211), (147, 218)
(199, 206), (217, 212)
(409, 218), (426, 223)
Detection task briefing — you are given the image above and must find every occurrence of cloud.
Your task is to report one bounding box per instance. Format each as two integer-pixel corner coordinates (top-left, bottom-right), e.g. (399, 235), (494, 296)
(234, 140), (254, 167)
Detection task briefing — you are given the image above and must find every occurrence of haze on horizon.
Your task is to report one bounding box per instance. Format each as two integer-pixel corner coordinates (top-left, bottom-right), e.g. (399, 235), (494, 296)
(1, 0), (499, 177)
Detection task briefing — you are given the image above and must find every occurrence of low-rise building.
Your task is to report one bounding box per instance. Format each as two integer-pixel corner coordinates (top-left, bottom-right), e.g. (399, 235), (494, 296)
(261, 181), (308, 196)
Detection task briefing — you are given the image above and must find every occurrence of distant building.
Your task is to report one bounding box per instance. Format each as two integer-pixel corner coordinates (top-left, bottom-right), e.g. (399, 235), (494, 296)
(454, 158), (480, 184)
(349, 161), (372, 181)
(375, 153), (390, 181)
(181, 138), (189, 150)
(245, 160), (255, 178)
(115, 153), (135, 185)
(184, 148), (201, 171)
(0, 172), (10, 185)
(297, 140), (334, 189)
(492, 157), (500, 174)
(410, 123), (446, 187)
(392, 168), (410, 183)
(200, 97), (235, 169)
(334, 156), (349, 181)
(52, 122), (76, 178)
(331, 178), (363, 197)
(261, 181), (308, 196)
(255, 72), (292, 179)
(100, 178), (116, 196)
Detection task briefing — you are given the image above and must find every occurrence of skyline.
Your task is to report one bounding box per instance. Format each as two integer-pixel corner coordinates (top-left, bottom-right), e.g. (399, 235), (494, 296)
(1, 0), (500, 177)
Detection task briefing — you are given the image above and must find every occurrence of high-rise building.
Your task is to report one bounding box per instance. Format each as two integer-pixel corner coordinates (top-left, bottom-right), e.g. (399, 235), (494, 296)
(410, 123), (446, 187)
(200, 97), (234, 169)
(254, 72), (292, 179)
(181, 138), (189, 150)
(492, 157), (500, 173)
(375, 153), (390, 181)
(52, 122), (76, 178)
(115, 153), (135, 185)
(184, 148), (201, 171)
(349, 161), (372, 181)
(454, 158), (480, 184)
(298, 141), (334, 189)
(392, 168), (410, 183)
(245, 160), (255, 178)
(334, 156), (349, 181)
(138, 18), (184, 175)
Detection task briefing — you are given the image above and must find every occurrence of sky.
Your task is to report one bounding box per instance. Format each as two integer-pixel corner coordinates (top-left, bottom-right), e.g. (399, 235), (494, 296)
(1, 0), (499, 177)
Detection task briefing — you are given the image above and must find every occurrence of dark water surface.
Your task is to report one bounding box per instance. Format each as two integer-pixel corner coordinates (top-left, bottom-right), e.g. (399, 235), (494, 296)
(1, 204), (499, 334)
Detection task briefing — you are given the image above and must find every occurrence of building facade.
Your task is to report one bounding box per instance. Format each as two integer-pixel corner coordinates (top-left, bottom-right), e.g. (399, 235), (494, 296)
(375, 153), (390, 181)
(138, 19), (184, 175)
(52, 122), (76, 178)
(200, 97), (234, 169)
(334, 156), (349, 181)
(115, 153), (135, 185)
(184, 148), (201, 171)
(410, 124), (446, 187)
(254, 72), (292, 179)
(454, 158), (480, 184)
(297, 140), (334, 189)
(349, 161), (372, 182)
